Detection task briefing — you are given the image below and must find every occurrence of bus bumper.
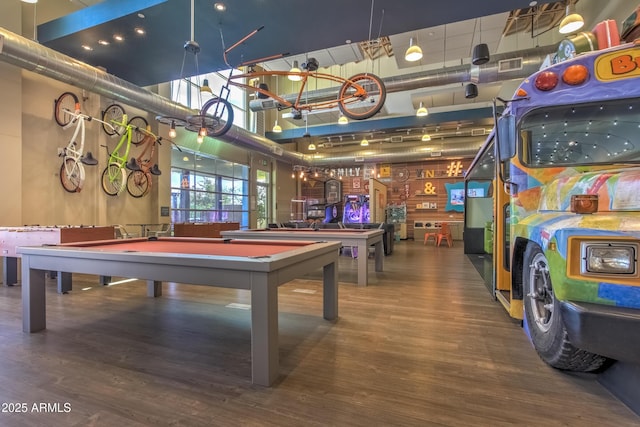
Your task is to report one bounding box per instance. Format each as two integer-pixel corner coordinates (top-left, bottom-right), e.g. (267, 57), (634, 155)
(561, 301), (640, 363)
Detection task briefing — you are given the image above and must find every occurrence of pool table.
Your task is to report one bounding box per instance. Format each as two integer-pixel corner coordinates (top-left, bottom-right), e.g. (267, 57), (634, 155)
(18, 237), (341, 386)
(220, 228), (384, 286)
(1, 226), (115, 291)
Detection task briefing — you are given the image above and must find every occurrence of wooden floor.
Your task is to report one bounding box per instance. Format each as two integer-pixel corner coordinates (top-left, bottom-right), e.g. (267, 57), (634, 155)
(0, 241), (638, 426)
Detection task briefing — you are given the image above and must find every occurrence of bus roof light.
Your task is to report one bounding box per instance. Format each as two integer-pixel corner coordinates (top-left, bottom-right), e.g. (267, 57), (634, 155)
(563, 64), (589, 85)
(571, 194), (598, 214)
(535, 71), (559, 91)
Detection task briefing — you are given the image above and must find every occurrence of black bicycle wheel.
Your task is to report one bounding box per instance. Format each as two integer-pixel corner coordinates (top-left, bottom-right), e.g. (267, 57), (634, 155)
(126, 170), (150, 198)
(128, 116), (149, 145)
(102, 104), (126, 136)
(59, 158), (83, 193)
(54, 92), (80, 127)
(199, 97), (234, 136)
(338, 73), (386, 120)
(101, 163), (126, 196)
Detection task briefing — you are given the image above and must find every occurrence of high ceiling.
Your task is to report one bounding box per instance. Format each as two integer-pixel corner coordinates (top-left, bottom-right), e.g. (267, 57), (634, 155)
(37, 0), (555, 86)
(27, 0), (638, 162)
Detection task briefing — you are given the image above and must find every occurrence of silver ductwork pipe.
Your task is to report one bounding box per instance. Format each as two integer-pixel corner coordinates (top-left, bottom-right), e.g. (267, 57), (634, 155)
(0, 27), (305, 164)
(308, 144), (481, 166)
(250, 45), (556, 112)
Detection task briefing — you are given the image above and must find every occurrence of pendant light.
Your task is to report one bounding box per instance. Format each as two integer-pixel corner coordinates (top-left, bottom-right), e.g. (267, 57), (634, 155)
(288, 60), (302, 81)
(416, 101), (428, 117)
(360, 137), (369, 146)
(421, 134), (431, 142)
(559, 0), (584, 34)
(272, 120), (282, 132)
(338, 114), (348, 125)
(471, 18), (490, 65)
(465, 83), (478, 99)
(404, 37), (423, 62)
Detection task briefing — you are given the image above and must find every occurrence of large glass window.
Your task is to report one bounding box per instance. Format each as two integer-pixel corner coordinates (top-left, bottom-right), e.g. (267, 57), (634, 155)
(170, 149), (249, 227)
(170, 69), (247, 130)
(521, 98), (640, 167)
(256, 170), (270, 229)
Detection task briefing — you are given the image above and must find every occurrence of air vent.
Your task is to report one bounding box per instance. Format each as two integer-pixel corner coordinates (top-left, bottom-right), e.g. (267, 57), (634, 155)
(355, 156), (365, 162)
(390, 136), (403, 143)
(260, 99), (277, 109)
(471, 128), (486, 136)
(270, 146), (284, 156)
(430, 151), (442, 157)
(498, 57), (523, 73)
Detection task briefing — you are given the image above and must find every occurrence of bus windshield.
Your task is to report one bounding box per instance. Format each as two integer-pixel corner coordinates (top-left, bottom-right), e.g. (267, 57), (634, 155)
(520, 98), (640, 167)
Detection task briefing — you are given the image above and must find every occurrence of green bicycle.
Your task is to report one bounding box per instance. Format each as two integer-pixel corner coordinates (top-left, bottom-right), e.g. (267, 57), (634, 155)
(100, 114), (143, 196)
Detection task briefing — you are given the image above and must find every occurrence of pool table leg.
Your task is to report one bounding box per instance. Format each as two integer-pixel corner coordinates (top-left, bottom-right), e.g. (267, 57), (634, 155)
(323, 260), (338, 320)
(250, 273), (279, 386)
(356, 243), (368, 287)
(147, 280), (162, 297)
(374, 240), (384, 272)
(3, 256), (18, 286)
(21, 256), (46, 333)
(57, 272), (72, 294)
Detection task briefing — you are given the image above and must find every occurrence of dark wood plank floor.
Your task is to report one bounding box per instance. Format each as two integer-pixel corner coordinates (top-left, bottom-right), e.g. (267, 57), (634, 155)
(1, 241), (638, 426)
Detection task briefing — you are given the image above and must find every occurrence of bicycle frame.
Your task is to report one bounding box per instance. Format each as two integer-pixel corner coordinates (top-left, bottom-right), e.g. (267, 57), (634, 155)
(197, 26), (386, 137)
(126, 131), (162, 198)
(101, 114), (136, 196)
(223, 69), (368, 113)
(57, 107), (98, 193)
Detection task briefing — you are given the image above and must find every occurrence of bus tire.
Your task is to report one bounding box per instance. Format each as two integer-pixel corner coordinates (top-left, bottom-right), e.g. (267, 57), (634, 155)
(522, 244), (608, 372)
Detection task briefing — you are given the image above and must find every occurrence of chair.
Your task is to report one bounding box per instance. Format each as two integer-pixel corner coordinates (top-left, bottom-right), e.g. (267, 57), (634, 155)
(436, 223), (453, 247)
(423, 229), (438, 245)
(148, 223), (171, 237)
(114, 225), (138, 239)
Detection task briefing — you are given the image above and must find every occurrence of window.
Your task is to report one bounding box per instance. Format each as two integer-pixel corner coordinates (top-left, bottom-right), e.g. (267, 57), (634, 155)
(256, 169), (270, 229)
(170, 148), (249, 227)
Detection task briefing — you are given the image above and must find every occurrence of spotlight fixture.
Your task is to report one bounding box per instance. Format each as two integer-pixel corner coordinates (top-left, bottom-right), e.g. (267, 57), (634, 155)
(360, 137), (369, 146)
(169, 120), (177, 138)
(288, 60), (302, 81)
(465, 83), (478, 99)
(471, 18), (490, 65)
(559, 0), (584, 34)
(422, 134), (431, 142)
(214, 2), (226, 11)
(416, 102), (429, 117)
(404, 37), (423, 62)
(338, 114), (348, 125)
(272, 120), (282, 133)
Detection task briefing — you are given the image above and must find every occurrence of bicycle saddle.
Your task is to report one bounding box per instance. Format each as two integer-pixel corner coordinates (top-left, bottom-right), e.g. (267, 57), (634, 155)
(302, 58), (319, 71)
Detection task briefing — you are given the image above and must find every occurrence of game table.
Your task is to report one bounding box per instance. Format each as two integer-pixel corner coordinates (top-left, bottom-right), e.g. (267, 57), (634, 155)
(221, 228), (384, 286)
(1, 226), (115, 291)
(18, 237), (341, 386)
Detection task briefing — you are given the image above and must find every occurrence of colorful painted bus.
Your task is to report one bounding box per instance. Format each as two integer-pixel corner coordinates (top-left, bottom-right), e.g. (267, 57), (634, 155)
(466, 41), (640, 372)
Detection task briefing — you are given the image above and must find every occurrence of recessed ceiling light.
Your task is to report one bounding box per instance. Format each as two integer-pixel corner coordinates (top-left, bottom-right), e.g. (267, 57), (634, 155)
(137, 13), (145, 19)
(214, 2), (226, 11)
(98, 39), (110, 46)
(81, 45), (93, 51)
(134, 27), (145, 35)
(113, 34), (124, 42)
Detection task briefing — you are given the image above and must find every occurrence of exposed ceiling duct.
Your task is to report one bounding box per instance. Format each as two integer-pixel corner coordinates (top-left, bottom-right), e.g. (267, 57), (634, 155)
(249, 45), (556, 113)
(0, 25), (548, 165)
(0, 27), (307, 165)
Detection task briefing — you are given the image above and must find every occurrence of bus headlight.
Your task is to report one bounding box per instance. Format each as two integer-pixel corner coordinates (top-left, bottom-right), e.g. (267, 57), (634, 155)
(585, 245), (636, 274)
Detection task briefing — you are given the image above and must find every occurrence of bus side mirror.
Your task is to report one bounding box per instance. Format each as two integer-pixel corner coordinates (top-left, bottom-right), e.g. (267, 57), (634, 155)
(497, 114), (516, 161)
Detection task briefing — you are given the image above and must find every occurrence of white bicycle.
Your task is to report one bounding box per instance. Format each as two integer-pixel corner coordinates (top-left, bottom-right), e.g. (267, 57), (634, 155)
(54, 92), (99, 193)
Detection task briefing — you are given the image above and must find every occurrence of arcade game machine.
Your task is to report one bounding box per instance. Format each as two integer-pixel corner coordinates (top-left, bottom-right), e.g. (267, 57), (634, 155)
(343, 194), (370, 224)
(324, 203), (342, 223)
